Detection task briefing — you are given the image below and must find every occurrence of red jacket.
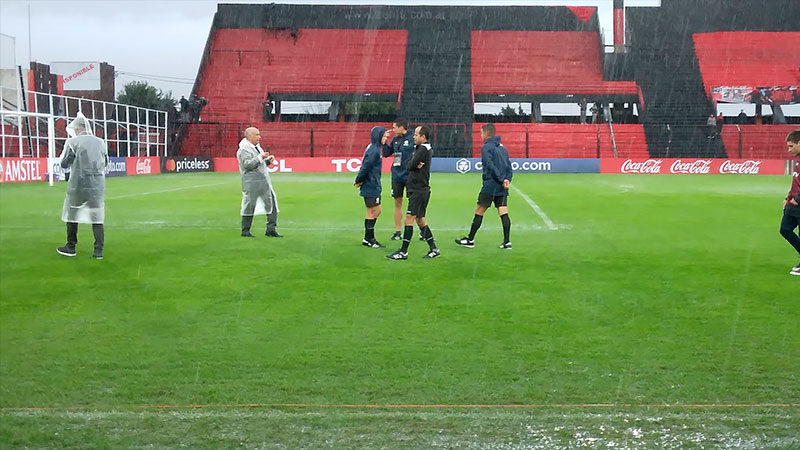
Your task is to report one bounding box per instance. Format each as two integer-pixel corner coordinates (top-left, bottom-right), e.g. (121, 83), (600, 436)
(788, 158), (800, 203)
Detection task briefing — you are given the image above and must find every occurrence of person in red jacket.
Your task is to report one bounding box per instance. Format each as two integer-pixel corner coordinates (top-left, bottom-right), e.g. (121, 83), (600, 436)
(780, 130), (800, 276)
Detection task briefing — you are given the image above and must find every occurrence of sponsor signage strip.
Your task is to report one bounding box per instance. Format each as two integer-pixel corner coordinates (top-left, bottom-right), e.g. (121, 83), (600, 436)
(211, 158), (598, 174)
(0, 158), (47, 183)
(126, 157), (161, 176)
(436, 158), (600, 174)
(162, 156), (214, 174)
(601, 158), (786, 175)
(106, 157), (127, 177)
(212, 157), (393, 173)
(2, 157), (788, 182)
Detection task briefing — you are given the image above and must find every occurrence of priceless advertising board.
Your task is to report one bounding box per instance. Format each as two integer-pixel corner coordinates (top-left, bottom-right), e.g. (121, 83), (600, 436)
(432, 158), (600, 174)
(162, 156), (214, 173)
(600, 158), (787, 175)
(105, 157), (127, 177)
(0, 158), (47, 183)
(126, 157), (161, 176)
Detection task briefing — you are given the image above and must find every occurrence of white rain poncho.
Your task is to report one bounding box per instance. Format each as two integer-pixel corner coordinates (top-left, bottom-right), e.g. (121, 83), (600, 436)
(237, 137), (279, 216)
(60, 113), (108, 224)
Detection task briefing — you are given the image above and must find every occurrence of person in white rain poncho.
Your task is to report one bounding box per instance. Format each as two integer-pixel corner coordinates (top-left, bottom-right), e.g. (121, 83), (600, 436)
(56, 112), (108, 259)
(237, 127), (282, 238)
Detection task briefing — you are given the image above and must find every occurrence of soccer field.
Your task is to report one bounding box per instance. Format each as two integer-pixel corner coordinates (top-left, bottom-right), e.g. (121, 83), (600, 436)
(1, 172), (798, 448)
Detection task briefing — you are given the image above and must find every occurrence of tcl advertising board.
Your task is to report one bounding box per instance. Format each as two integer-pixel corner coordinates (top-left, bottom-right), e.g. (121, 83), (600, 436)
(213, 157), (393, 173)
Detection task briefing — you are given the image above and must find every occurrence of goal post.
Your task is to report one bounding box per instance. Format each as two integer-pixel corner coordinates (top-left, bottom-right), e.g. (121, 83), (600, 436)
(0, 109), (56, 186)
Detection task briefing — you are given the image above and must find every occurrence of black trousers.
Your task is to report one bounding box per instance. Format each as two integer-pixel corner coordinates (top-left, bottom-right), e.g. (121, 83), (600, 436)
(66, 222), (104, 250)
(780, 208), (800, 255)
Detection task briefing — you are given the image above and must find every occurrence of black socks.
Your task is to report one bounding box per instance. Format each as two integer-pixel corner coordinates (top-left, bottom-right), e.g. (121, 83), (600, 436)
(500, 213), (511, 243)
(468, 214), (483, 240)
(364, 218), (376, 240)
(420, 226), (436, 250)
(401, 225), (413, 252)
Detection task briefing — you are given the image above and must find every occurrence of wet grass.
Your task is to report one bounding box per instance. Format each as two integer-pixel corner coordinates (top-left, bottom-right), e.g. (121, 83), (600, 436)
(1, 172), (798, 447)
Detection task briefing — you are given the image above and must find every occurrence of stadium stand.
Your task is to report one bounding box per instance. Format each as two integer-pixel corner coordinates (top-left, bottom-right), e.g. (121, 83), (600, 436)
(178, 2), (798, 160)
(626, 0), (798, 158)
(694, 32), (800, 159)
(180, 28), (407, 157)
(471, 31), (637, 97)
(470, 30), (644, 159)
(178, 4), (607, 158)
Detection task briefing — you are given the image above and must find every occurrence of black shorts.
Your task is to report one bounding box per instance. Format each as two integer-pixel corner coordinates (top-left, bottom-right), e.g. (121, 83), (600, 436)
(406, 190), (430, 218)
(391, 181), (408, 199)
(478, 193), (508, 208)
(363, 196), (381, 208)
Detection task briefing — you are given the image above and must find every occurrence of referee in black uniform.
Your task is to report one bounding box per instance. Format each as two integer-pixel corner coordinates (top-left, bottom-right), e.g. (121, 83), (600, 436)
(386, 126), (440, 260)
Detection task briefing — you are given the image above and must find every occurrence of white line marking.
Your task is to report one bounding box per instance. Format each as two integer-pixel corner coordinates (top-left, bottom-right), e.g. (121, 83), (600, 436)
(107, 182), (230, 199)
(512, 185), (557, 230)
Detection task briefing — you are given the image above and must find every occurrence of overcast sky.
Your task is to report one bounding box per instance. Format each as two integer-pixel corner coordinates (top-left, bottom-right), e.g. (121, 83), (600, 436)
(0, 0), (659, 99)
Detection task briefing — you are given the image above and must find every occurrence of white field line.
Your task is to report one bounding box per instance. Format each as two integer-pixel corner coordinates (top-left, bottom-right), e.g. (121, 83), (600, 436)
(107, 182), (231, 200)
(512, 185), (557, 231)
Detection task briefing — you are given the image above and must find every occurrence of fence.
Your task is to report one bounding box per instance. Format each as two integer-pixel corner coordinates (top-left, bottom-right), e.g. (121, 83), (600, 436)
(0, 88), (169, 158)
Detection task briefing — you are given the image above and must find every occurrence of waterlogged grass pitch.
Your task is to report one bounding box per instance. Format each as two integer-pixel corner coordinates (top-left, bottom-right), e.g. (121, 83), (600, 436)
(1, 172), (798, 447)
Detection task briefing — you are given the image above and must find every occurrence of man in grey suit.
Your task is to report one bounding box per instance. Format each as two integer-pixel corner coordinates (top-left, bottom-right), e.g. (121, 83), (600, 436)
(237, 127), (282, 238)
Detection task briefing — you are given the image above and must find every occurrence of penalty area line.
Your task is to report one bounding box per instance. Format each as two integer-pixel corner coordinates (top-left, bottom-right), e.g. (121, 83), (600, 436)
(511, 185), (557, 230)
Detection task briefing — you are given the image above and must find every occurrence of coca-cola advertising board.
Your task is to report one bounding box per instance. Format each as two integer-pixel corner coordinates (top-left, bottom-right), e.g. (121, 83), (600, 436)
(0, 158), (47, 183)
(126, 157), (161, 176)
(601, 158), (786, 175)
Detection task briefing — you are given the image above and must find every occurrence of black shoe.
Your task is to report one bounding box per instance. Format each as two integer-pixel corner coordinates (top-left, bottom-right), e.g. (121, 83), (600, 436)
(266, 231), (283, 238)
(498, 242), (512, 250)
(92, 250), (104, 259)
(362, 239), (385, 248)
(423, 248), (441, 259)
(454, 237), (475, 248)
(791, 262), (800, 276)
(56, 245), (76, 257)
(390, 231), (402, 241)
(241, 231), (255, 238)
(385, 250), (408, 260)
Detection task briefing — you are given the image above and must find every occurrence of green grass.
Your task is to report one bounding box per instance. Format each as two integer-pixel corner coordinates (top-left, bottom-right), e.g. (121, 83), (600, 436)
(1, 172), (798, 448)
